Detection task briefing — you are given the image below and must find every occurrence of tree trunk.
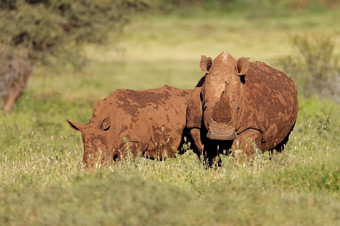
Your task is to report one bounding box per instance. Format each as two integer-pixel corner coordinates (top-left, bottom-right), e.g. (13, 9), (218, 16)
(3, 67), (31, 113)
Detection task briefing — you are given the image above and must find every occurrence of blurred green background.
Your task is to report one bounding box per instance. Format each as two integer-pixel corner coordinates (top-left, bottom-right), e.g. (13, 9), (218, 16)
(0, 0), (339, 225)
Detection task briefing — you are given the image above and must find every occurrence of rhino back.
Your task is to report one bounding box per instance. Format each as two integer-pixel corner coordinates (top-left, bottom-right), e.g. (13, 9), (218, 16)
(115, 86), (190, 117)
(106, 85), (192, 156)
(237, 61), (298, 147)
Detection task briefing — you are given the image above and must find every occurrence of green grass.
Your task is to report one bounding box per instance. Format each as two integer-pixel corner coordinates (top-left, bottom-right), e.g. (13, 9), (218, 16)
(1, 9), (340, 225)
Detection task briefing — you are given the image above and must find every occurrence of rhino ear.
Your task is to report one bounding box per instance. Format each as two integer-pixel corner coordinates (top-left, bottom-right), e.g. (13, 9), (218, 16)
(200, 55), (213, 73)
(100, 117), (111, 131)
(67, 120), (84, 132)
(237, 57), (250, 75)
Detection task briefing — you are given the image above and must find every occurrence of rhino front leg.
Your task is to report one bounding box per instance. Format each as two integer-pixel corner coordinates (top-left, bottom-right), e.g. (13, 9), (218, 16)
(114, 140), (149, 161)
(232, 129), (262, 156)
(189, 128), (219, 166)
(189, 128), (203, 156)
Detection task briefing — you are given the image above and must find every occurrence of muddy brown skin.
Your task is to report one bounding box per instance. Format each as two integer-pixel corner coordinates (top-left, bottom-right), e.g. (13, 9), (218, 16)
(186, 52), (298, 165)
(68, 85), (193, 168)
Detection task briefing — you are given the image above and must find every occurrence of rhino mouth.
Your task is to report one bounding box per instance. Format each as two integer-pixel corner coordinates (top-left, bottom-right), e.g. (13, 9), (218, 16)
(206, 122), (236, 141)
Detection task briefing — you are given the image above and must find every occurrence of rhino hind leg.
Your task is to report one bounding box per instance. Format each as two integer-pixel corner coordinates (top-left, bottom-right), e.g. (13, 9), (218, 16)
(232, 129), (262, 156)
(272, 123), (295, 153)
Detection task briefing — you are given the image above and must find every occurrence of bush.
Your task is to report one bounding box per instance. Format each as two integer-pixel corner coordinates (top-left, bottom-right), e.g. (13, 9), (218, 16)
(154, 0), (340, 17)
(0, 0), (148, 67)
(277, 34), (340, 102)
(0, 0), (148, 112)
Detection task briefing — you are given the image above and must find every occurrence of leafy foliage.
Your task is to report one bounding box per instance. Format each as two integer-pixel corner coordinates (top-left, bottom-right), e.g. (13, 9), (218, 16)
(0, 0), (148, 111)
(278, 34), (340, 102)
(0, 0), (148, 67)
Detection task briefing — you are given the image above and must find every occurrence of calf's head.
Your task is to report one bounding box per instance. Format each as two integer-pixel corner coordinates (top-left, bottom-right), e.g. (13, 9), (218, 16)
(193, 51), (249, 140)
(67, 116), (114, 168)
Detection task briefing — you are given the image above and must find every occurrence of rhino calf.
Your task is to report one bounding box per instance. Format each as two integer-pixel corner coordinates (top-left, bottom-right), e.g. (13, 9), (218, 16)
(68, 85), (193, 168)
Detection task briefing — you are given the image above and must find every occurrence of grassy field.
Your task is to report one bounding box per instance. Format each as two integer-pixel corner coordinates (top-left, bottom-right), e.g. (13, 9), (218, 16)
(1, 8), (340, 225)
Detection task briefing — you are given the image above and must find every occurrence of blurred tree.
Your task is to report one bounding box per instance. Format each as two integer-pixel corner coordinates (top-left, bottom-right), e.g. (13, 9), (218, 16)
(278, 34), (340, 103)
(0, 47), (31, 112)
(0, 0), (148, 112)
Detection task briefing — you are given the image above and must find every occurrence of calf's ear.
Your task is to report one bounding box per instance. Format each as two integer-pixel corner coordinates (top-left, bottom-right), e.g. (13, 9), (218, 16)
(200, 55), (213, 73)
(237, 57), (250, 75)
(66, 120), (84, 132)
(100, 118), (111, 131)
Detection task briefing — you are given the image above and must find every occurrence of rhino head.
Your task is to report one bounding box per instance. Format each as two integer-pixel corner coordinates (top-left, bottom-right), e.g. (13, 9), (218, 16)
(67, 115), (114, 168)
(188, 51), (249, 141)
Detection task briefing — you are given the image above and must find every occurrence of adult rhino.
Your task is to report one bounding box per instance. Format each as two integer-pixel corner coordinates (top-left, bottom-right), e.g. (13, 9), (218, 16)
(186, 51), (298, 164)
(67, 85), (193, 168)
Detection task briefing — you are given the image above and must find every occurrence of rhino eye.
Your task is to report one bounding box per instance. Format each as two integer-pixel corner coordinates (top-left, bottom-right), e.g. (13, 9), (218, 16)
(101, 118), (110, 131)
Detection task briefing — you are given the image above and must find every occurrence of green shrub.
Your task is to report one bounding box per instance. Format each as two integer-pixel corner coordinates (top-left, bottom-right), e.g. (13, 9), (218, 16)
(0, 0), (148, 67)
(0, 0), (148, 111)
(0, 46), (32, 111)
(278, 34), (340, 102)
(153, 0), (339, 17)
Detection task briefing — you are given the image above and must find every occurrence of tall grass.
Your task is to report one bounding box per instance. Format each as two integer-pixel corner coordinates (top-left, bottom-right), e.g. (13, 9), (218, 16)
(0, 94), (339, 225)
(1, 71), (339, 225)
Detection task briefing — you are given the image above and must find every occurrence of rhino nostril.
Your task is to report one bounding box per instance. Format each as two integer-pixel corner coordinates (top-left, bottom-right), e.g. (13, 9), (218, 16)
(113, 154), (118, 161)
